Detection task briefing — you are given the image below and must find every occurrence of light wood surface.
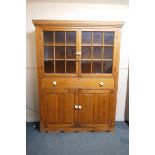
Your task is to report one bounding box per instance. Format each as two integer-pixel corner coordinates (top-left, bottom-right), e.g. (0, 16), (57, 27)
(33, 20), (123, 132)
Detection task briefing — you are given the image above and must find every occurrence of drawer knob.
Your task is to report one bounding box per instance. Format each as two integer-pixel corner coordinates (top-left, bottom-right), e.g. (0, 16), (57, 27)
(78, 105), (82, 109)
(100, 82), (104, 86)
(75, 105), (78, 109)
(52, 81), (57, 86)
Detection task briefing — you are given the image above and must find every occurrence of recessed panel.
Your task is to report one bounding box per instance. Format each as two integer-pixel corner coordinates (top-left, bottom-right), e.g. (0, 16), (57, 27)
(92, 61), (102, 73)
(103, 61), (113, 73)
(55, 31), (65, 43)
(55, 46), (65, 59)
(66, 46), (76, 59)
(82, 32), (92, 44)
(44, 31), (53, 44)
(55, 61), (65, 73)
(44, 46), (54, 59)
(81, 61), (91, 73)
(66, 32), (76, 44)
(44, 61), (54, 73)
(66, 61), (76, 73)
(82, 47), (91, 59)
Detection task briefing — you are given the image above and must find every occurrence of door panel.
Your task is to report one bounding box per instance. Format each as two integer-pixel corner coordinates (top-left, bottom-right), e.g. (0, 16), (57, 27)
(59, 93), (74, 124)
(43, 94), (59, 124)
(42, 91), (75, 126)
(78, 90), (110, 127)
(94, 94), (110, 124)
(78, 93), (93, 126)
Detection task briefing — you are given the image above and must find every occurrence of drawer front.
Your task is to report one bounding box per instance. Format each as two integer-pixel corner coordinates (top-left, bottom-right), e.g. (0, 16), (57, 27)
(41, 78), (114, 89)
(41, 78), (77, 89)
(77, 78), (114, 89)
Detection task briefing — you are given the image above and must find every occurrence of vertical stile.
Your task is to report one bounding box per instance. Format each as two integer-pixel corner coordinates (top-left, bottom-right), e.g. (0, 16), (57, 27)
(53, 31), (56, 73)
(65, 31), (66, 75)
(78, 29), (81, 78)
(102, 31), (104, 73)
(91, 31), (93, 75)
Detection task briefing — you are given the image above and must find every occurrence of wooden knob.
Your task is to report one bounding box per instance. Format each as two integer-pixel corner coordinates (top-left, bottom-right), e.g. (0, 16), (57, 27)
(100, 82), (104, 86)
(76, 52), (81, 56)
(78, 105), (82, 109)
(75, 105), (78, 109)
(52, 81), (57, 86)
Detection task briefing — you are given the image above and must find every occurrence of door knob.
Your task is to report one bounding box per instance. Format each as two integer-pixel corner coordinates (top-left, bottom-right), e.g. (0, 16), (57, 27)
(75, 105), (78, 109)
(52, 81), (57, 86)
(78, 52), (81, 55)
(78, 105), (82, 109)
(76, 52), (81, 56)
(100, 82), (104, 86)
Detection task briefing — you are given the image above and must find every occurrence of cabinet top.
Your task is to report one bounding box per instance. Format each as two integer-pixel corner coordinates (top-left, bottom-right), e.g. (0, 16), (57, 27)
(32, 20), (124, 28)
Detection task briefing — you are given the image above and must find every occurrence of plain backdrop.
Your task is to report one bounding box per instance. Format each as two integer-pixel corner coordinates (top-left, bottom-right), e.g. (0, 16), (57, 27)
(26, 1), (129, 122)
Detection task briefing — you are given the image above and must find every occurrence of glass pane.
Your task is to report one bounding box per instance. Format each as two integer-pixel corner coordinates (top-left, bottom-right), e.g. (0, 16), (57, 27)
(103, 47), (113, 59)
(44, 46), (54, 59)
(81, 61), (91, 73)
(93, 32), (103, 44)
(93, 47), (102, 59)
(55, 61), (65, 73)
(92, 61), (102, 73)
(104, 32), (114, 45)
(66, 46), (76, 59)
(82, 47), (91, 59)
(66, 32), (76, 44)
(55, 31), (65, 43)
(44, 31), (53, 43)
(44, 61), (54, 73)
(55, 46), (65, 59)
(103, 61), (113, 73)
(66, 61), (76, 73)
(82, 32), (92, 44)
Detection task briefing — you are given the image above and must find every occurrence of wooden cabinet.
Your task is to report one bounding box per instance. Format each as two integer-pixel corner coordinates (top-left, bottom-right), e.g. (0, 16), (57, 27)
(33, 20), (124, 132)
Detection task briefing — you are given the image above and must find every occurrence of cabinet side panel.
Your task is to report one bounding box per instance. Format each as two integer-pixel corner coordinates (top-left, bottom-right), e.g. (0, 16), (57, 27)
(109, 29), (121, 127)
(35, 26), (44, 127)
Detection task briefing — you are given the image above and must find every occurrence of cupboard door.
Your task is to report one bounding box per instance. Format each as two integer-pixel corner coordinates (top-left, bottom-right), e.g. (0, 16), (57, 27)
(80, 30), (115, 76)
(43, 31), (77, 76)
(78, 90), (110, 127)
(42, 92), (75, 127)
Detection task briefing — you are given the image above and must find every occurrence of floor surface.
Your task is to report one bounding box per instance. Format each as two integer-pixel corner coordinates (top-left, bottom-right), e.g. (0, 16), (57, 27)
(26, 122), (129, 155)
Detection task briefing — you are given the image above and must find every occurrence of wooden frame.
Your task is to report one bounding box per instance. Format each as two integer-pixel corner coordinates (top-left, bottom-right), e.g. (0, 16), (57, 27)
(33, 20), (124, 132)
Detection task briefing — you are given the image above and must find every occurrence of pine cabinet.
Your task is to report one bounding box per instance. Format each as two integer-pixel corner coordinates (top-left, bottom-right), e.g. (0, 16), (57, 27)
(33, 20), (124, 132)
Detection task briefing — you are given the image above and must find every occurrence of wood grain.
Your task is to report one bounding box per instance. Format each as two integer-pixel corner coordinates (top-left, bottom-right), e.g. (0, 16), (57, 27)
(33, 20), (123, 132)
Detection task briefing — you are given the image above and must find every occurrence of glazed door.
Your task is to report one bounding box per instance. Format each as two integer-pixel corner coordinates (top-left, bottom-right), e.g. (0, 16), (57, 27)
(42, 90), (76, 128)
(42, 29), (116, 77)
(79, 30), (115, 77)
(43, 30), (78, 77)
(78, 90), (111, 127)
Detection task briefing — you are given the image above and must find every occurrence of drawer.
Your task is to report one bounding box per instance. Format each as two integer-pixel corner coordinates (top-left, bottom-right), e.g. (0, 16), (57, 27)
(41, 78), (77, 89)
(77, 78), (114, 89)
(41, 78), (114, 89)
